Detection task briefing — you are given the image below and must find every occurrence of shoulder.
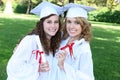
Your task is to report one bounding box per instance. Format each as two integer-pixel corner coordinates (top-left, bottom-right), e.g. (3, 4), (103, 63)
(24, 35), (36, 39)
(60, 37), (69, 47)
(13, 35), (38, 53)
(22, 35), (37, 41)
(75, 38), (91, 52)
(19, 34), (38, 45)
(77, 38), (90, 46)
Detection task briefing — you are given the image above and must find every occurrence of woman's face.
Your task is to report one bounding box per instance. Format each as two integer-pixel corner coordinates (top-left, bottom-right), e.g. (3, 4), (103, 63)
(66, 17), (82, 39)
(43, 15), (59, 39)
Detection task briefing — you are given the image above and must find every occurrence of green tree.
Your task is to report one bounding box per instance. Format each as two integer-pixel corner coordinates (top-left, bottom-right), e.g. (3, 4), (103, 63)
(69, 0), (74, 3)
(86, 0), (95, 6)
(107, 0), (119, 11)
(94, 0), (107, 6)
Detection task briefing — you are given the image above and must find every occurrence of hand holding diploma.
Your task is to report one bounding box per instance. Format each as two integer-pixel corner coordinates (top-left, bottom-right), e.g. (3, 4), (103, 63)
(35, 36), (50, 72)
(56, 50), (67, 70)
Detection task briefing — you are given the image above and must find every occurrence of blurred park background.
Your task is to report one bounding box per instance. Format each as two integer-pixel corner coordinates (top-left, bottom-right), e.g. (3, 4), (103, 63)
(0, 0), (120, 80)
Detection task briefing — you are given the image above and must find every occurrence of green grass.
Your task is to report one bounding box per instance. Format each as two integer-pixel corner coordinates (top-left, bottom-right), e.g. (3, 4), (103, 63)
(0, 13), (120, 80)
(0, 13), (39, 80)
(91, 21), (120, 80)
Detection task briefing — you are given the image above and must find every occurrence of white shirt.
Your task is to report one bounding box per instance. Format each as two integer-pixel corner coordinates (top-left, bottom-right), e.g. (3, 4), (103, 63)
(6, 35), (58, 80)
(58, 37), (95, 80)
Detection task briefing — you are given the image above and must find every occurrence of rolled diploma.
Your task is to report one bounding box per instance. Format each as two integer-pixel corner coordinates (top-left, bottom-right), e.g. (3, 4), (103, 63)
(36, 36), (46, 63)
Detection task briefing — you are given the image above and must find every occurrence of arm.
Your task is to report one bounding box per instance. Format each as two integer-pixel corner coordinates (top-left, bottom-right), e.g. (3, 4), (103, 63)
(64, 52), (94, 80)
(56, 50), (67, 80)
(64, 43), (94, 80)
(57, 50), (67, 70)
(38, 61), (50, 72)
(7, 36), (39, 80)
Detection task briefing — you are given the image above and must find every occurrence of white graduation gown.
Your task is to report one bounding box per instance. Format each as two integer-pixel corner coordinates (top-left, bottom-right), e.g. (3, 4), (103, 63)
(6, 35), (58, 80)
(58, 37), (95, 80)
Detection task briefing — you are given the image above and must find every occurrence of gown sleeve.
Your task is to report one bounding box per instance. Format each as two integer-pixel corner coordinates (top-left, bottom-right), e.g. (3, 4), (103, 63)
(63, 42), (94, 80)
(6, 35), (39, 80)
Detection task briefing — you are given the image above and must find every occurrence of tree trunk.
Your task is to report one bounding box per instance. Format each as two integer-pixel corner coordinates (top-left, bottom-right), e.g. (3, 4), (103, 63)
(0, 0), (3, 6)
(26, 0), (31, 14)
(69, 0), (74, 3)
(3, 0), (13, 14)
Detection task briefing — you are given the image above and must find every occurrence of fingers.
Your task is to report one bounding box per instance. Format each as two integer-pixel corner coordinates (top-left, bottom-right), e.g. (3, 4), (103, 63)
(57, 50), (67, 68)
(57, 50), (67, 60)
(40, 67), (50, 72)
(57, 51), (66, 70)
(40, 61), (49, 68)
(38, 61), (50, 72)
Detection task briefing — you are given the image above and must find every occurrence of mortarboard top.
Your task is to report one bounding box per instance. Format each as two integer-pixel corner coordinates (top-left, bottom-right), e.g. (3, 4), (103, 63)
(63, 3), (96, 18)
(30, 1), (63, 19)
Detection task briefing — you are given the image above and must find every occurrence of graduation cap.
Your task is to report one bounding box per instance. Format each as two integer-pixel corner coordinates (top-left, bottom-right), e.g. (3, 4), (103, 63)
(63, 3), (96, 18)
(30, 1), (63, 19)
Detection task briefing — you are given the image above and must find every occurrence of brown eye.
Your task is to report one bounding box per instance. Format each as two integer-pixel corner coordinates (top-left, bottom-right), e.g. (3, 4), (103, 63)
(47, 20), (52, 24)
(46, 20), (59, 24)
(75, 21), (80, 24)
(55, 20), (59, 24)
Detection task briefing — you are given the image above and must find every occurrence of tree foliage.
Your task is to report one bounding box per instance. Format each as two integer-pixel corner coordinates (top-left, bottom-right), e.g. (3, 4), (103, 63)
(0, 0), (120, 15)
(107, 0), (119, 11)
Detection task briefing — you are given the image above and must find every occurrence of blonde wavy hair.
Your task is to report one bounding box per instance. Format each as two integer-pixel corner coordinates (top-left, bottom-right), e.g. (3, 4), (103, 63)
(62, 17), (92, 42)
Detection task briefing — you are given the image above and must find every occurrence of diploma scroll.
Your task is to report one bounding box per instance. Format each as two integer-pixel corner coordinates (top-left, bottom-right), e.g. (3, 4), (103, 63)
(36, 35), (46, 63)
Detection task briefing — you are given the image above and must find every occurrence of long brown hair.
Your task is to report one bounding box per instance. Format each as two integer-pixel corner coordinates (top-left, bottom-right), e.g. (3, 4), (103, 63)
(62, 17), (92, 41)
(29, 14), (62, 56)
